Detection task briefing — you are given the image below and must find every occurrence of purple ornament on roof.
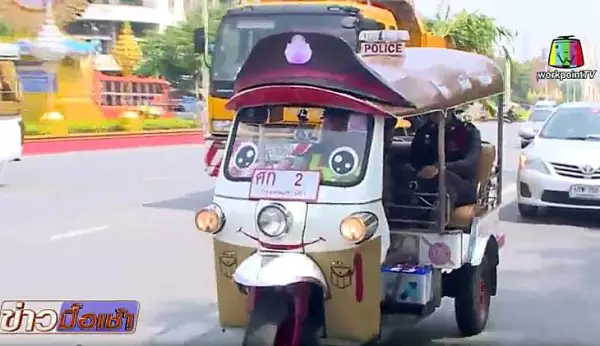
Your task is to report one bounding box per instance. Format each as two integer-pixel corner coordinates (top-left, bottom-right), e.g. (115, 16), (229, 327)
(284, 35), (312, 65)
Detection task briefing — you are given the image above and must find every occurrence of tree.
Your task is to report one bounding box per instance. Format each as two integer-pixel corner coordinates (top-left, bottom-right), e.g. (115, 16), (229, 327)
(112, 22), (143, 76)
(423, 7), (515, 57)
(0, 23), (11, 36)
(136, 4), (229, 90)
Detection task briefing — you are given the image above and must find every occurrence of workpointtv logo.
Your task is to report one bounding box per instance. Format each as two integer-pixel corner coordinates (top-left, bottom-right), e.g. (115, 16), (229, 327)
(537, 35), (597, 81)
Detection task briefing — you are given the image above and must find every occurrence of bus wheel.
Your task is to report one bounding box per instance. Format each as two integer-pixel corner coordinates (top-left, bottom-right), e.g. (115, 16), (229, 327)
(454, 257), (491, 336)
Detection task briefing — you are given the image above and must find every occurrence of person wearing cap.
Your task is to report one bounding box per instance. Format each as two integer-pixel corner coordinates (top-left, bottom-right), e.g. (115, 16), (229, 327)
(404, 110), (481, 210)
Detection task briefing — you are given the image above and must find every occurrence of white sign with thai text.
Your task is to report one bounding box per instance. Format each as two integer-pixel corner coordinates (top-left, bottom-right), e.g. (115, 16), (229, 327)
(249, 169), (320, 201)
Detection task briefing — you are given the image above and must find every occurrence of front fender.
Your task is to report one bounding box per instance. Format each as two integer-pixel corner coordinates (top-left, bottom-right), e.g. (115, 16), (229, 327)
(233, 252), (329, 295)
(468, 234), (499, 266)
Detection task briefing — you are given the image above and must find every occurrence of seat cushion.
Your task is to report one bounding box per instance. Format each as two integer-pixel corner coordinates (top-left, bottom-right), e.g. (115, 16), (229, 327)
(449, 204), (475, 228)
(477, 143), (496, 187)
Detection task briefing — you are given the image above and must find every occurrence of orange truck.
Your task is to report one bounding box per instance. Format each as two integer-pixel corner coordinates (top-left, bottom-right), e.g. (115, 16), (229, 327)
(194, 0), (447, 176)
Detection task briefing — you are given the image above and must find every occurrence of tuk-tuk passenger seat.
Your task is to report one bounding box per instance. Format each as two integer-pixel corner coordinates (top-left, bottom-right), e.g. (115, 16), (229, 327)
(448, 142), (496, 229)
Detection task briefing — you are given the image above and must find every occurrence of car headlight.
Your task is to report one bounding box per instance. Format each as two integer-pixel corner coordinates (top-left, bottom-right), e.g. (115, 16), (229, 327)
(195, 204), (225, 233)
(340, 212), (379, 243)
(257, 204), (291, 237)
(212, 120), (232, 132)
(519, 154), (550, 175)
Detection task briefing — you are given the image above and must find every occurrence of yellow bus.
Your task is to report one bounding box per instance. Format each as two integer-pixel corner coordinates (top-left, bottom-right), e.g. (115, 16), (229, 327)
(194, 0), (447, 176)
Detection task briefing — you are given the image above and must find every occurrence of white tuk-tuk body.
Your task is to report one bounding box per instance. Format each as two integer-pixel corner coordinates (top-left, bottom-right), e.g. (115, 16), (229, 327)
(195, 31), (506, 344)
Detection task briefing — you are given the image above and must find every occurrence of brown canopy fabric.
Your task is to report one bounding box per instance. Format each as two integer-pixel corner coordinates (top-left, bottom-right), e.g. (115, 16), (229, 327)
(232, 32), (504, 118)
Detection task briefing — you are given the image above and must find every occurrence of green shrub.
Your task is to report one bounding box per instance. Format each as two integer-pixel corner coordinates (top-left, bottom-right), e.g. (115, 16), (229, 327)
(25, 118), (198, 136)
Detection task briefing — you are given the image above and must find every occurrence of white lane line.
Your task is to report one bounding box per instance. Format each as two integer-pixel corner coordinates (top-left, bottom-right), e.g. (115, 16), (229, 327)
(49, 225), (110, 241)
(150, 311), (220, 344)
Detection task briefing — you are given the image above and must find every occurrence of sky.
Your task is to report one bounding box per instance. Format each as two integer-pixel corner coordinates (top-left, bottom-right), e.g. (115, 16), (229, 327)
(416, 0), (600, 64)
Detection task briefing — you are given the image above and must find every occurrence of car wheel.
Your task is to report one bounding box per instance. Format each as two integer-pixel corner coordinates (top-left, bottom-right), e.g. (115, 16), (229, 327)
(520, 141), (528, 149)
(518, 203), (538, 219)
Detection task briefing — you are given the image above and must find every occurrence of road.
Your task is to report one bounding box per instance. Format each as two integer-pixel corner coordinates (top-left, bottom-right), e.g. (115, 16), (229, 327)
(1, 122), (599, 345)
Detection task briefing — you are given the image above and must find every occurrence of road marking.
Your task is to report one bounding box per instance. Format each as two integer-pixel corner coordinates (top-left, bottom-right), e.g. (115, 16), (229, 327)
(49, 225), (110, 241)
(150, 311), (220, 344)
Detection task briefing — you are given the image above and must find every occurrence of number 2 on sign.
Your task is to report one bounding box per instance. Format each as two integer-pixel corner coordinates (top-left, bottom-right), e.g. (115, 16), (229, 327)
(294, 173), (303, 186)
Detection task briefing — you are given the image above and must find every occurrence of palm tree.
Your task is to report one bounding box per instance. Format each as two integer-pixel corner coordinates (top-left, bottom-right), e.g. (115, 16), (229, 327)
(423, 6), (515, 57)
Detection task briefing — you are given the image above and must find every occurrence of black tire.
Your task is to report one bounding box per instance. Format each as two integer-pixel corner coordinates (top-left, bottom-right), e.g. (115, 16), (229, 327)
(454, 258), (491, 336)
(243, 291), (289, 346)
(243, 290), (323, 346)
(520, 141), (528, 149)
(518, 203), (538, 219)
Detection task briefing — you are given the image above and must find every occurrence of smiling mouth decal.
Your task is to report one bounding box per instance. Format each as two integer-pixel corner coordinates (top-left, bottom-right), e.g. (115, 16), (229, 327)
(238, 228), (325, 250)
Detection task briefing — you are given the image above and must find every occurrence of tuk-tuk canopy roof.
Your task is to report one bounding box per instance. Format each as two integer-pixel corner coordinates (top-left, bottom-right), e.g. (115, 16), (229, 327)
(226, 32), (505, 117)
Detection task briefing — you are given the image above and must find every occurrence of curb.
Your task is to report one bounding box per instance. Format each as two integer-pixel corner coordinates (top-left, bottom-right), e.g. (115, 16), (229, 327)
(24, 131), (204, 156)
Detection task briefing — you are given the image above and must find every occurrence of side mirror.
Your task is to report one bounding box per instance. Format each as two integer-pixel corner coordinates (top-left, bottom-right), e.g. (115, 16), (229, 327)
(194, 28), (206, 55)
(519, 127), (536, 140)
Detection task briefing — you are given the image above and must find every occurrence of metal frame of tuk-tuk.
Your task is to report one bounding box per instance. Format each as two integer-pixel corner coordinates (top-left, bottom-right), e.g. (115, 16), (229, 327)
(384, 94), (505, 233)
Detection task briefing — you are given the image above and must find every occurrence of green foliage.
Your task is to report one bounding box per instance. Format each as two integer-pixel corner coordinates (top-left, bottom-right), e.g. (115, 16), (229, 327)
(25, 118), (197, 136)
(136, 4), (229, 90)
(0, 22), (12, 36)
(423, 7), (515, 57)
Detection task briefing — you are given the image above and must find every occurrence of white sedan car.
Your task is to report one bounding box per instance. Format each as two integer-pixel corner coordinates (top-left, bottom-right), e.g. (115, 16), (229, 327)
(518, 107), (555, 148)
(517, 103), (600, 218)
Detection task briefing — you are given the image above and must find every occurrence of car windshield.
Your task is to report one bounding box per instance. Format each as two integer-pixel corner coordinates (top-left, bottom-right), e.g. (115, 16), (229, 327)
(211, 13), (357, 81)
(224, 107), (373, 186)
(539, 107), (600, 140)
(528, 109), (553, 122)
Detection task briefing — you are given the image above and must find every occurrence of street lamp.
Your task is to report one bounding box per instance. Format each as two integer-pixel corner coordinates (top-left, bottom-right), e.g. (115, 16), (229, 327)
(30, 0), (67, 62)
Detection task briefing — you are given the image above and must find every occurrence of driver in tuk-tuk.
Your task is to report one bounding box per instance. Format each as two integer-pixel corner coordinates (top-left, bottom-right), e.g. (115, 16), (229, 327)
(286, 108), (366, 182)
(402, 109), (482, 211)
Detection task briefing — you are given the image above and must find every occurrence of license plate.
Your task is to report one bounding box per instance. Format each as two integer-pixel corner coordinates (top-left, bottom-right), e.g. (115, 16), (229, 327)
(569, 185), (600, 199)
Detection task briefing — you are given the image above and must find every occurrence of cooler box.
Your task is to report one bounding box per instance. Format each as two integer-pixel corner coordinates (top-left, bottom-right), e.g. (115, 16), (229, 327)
(381, 265), (433, 305)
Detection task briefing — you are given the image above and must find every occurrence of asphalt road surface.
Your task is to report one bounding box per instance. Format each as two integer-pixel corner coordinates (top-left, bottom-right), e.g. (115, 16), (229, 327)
(1, 123), (599, 345)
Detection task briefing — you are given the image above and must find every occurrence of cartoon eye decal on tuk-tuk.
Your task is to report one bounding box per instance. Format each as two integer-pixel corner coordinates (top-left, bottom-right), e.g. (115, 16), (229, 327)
(328, 146), (359, 176)
(232, 142), (258, 170)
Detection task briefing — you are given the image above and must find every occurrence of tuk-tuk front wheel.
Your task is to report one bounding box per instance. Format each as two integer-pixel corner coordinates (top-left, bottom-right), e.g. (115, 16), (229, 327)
(243, 287), (322, 346)
(454, 257), (491, 336)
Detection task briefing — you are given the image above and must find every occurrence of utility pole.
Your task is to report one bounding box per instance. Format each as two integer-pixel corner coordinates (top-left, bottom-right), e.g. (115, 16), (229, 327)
(201, 0), (209, 100)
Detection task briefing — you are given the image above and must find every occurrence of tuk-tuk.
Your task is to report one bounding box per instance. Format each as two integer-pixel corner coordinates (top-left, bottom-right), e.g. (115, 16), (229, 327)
(195, 30), (506, 345)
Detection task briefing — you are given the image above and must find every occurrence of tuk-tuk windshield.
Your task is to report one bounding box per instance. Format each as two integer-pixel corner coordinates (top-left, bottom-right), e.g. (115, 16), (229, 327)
(224, 107), (374, 186)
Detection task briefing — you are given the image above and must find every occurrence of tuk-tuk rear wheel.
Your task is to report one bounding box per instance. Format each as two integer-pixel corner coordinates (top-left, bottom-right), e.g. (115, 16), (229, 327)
(454, 256), (491, 336)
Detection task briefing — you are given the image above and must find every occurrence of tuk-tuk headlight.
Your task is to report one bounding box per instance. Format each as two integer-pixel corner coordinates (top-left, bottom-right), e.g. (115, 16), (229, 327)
(340, 212), (379, 243)
(257, 204), (291, 238)
(195, 204), (225, 233)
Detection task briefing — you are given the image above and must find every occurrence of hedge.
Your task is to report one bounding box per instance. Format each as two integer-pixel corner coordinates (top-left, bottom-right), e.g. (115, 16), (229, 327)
(25, 118), (198, 136)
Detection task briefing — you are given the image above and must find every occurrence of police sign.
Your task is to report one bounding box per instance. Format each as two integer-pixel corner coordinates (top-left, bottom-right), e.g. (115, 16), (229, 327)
(358, 30), (409, 56)
(360, 42), (405, 56)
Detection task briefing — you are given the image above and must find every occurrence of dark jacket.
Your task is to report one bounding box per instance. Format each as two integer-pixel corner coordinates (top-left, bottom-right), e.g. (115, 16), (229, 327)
(409, 119), (481, 182)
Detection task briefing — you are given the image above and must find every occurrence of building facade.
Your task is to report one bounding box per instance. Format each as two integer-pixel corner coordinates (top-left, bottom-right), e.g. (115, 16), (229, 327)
(65, 0), (195, 54)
